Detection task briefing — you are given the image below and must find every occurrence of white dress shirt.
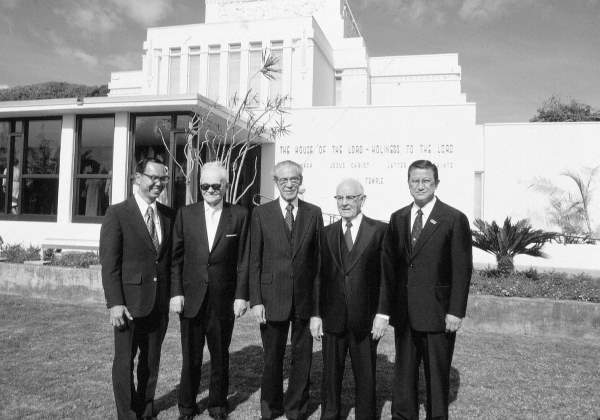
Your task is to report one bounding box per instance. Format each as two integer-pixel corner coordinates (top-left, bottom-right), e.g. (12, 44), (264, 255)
(342, 212), (363, 244)
(205, 201), (223, 251)
(278, 196), (299, 220)
(411, 196), (437, 231)
(134, 192), (162, 244)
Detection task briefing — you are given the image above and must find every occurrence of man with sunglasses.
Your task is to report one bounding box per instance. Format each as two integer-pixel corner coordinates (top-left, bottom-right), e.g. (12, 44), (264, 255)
(100, 158), (175, 420)
(170, 161), (250, 420)
(249, 160), (323, 420)
(310, 178), (387, 420)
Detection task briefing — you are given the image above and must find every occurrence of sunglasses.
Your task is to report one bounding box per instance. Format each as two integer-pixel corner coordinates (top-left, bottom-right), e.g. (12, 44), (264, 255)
(200, 183), (222, 192)
(141, 173), (169, 183)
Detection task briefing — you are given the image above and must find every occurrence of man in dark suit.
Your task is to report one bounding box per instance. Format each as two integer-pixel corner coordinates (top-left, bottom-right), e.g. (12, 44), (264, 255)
(310, 178), (388, 420)
(380, 160), (472, 420)
(100, 158), (175, 420)
(170, 162), (250, 420)
(249, 160), (323, 420)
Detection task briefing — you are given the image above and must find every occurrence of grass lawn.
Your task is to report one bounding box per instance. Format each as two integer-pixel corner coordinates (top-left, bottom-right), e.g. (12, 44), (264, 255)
(0, 294), (598, 419)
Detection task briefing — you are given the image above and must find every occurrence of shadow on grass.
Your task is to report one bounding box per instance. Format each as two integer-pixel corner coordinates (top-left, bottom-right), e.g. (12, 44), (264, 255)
(155, 343), (460, 419)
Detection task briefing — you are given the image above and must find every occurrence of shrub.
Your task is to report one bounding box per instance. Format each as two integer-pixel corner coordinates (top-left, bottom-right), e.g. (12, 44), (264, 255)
(0, 244), (41, 263)
(49, 252), (99, 268)
(472, 218), (558, 274)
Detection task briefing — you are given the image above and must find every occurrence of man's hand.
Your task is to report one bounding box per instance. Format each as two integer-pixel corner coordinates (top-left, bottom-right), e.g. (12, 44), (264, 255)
(170, 296), (184, 314)
(445, 314), (462, 332)
(109, 305), (133, 328)
(234, 299), (249, 318)
(371, 314), (389, 340)
(310, 316), (323, 341)
(252, 304), (266, 324)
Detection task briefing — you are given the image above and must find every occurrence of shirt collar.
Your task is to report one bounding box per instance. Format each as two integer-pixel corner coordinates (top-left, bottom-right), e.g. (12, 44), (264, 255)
(412, 196), (437, 220)
(342, 211), (363, 228)
(134, 192), (157, 216)
(205, 200), (224, 213)
(279, 196), (299, 213)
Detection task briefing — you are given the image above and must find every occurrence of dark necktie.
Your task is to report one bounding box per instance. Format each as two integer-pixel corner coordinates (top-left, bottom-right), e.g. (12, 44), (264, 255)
(285, 203), (294, 232)
(344, 221), (353, 251)
(145, 206), (160, 251)
(411, 209), (423, 245)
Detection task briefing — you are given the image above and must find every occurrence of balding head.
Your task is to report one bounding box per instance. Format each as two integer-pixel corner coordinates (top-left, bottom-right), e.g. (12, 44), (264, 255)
(335, 178), (365, 221)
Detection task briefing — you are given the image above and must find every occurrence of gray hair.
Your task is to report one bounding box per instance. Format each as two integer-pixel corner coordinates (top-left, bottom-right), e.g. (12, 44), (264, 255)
(272, 160), (303, 179)
(336, 178), (364, 195)
(201, 161), (229, 184)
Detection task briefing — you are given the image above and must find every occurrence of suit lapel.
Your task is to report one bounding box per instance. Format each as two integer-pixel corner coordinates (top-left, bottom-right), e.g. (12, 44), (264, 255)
(292, 200), (311, 258)
(410, 200), (443, 260)
(345, 216), (375, 273)
(326, 220), (344, 274)
(126, 198), (156, 253)
(399, 207), (412, 262)
(210, 203), (231, 254)
(156, 203), (171, 258)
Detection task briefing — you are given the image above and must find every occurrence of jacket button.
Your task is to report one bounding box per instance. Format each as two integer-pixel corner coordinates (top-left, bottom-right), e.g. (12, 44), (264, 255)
(153, 276), (157, 282)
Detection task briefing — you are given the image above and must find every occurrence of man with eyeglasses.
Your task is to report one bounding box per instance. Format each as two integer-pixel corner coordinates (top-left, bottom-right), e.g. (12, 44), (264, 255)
(249, 160), (323, 420)
(380, 160), (472, 420)
(170, 161), (250, 420)
(310, 178), (387, 420)
(100, 157), (176, 420)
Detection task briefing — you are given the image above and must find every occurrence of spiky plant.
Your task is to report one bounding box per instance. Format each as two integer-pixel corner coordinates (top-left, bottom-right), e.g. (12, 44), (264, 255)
(472, 218), (558, 274)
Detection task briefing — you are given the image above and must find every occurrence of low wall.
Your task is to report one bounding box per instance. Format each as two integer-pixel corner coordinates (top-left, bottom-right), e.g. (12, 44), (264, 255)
(0, 263), (598, 341)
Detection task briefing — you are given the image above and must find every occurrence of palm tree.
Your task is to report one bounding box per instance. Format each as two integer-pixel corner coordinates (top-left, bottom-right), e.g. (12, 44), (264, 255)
(472, 218), (558, 274)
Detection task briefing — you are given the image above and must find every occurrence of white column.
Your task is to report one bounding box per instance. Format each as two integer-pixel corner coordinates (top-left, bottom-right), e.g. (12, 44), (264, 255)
(239, 42), (249, 98)
(199, 48), (209, 96)
(259, 142), (276, 200)
(158, 48), (169, 95)
(111, 112), (130, 204)
(219, 48), (228, 105)
(56, 114), (76, 224)
(180, 43), (189, 94)
(282, 40), (293, 99)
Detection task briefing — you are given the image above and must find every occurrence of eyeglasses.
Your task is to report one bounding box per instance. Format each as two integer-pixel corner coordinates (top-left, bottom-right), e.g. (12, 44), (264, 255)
(200, 183), (222, 192)
(334, 194), (363, 202)
(275, 176), (301, 185)
(141, 173), (169, 183)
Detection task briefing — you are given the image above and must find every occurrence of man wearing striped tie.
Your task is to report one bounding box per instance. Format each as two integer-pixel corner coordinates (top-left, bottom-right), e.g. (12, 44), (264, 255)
(100, 158), (175, 420)
(380, 160), (473, 420)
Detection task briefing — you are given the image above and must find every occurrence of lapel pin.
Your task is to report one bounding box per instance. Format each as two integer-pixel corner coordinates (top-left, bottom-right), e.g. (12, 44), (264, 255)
(430, 219), (437, 225)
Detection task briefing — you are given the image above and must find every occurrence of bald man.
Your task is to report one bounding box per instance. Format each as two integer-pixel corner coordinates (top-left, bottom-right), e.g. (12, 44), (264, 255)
(310, 179), (388, 420)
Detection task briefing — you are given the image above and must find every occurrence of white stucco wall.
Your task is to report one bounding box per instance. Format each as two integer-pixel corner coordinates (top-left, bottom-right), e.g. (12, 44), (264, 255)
(481, 122), (600, 233)
(273, 103), (479, 221)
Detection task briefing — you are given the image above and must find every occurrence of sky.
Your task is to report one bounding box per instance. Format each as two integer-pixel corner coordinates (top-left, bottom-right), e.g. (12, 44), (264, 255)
(0, 0), (599, 123)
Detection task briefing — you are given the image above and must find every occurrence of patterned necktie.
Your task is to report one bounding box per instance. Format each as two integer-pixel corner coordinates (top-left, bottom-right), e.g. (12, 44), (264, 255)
(146, 206), (160, 251)
(344, 221), (353, 251)
(285, 203), (294, 232)
(412, 209), (423, 245)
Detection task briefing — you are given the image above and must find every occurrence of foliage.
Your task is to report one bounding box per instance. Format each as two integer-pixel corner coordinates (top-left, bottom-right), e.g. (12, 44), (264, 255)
(157, 51), (290, 205)
(0, 82), (109, 101)
(472, 217), (558, 274)
(530, 95), (600, 122)
(532, 166), (599, 243)
(471, 269), (600, 303)
(0, 243), (41, 263)
(48, 252), (99, 268)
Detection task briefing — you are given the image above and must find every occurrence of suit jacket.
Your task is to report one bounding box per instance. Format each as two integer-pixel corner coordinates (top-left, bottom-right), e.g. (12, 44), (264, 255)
(380, 199), (472, 332)
(170, 201), (249, 319)
(313, 216), (387, 336)
(100, 197), (176, 318)
(249, 199), (323, 322)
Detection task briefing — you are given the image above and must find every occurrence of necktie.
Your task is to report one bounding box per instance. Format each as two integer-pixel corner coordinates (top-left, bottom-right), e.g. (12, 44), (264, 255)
(285, 203), (294, 232)
(344, 221), (353, 251)
(146, 206), (160, 251)
(412, 209), (423, 245)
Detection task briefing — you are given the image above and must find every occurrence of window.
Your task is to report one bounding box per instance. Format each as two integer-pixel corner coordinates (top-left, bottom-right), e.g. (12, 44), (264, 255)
(153, 49), (162, 93)
(0, 118), (61, 218)
(335, 70), (343, 105)
(248, 42), (263, 106)
(73, 116), (114, 220)
(269, 41), (283, 99)
(188, 46), (201, 94)
(227, 44), (241, 106)
(207, 45), (221, 101)
(168, 48), (181, 94)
